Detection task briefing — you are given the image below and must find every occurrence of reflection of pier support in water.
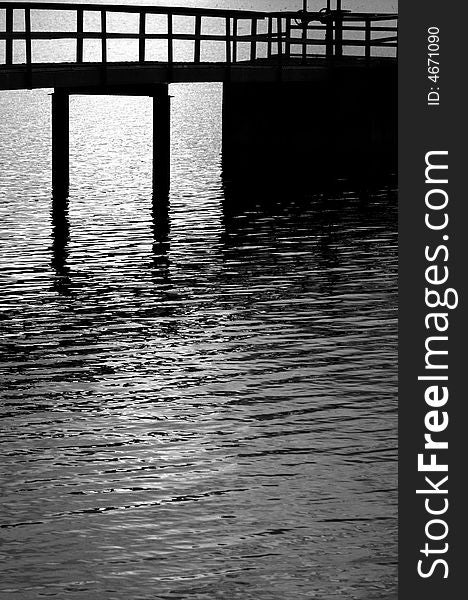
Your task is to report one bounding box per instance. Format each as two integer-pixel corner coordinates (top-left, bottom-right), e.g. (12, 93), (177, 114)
(221, 63), (397, 186)
(51, 83), (171, 195)
(50, 190), (72, 296)
(151, 189), (171, 280)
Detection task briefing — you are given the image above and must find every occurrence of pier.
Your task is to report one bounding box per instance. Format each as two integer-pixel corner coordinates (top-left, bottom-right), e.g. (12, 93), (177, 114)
(0, 1), (397, 193)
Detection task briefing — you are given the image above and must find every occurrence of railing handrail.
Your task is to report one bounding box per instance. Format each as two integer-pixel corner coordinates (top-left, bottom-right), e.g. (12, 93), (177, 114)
(267, 11), (397, 20)
(0, 1), (268, 18)
(0, 3), (398, 22)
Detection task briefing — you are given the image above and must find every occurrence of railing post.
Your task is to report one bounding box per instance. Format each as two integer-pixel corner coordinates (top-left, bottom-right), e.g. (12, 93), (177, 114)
(232, 17), (238, 64)
(25, 9), (32, 67)
(267, 16), (273, 60)
(76, 8), (84, 63)
(277, 17), (283, 63)
(334, 13), (343, 58)
(5, 7), (13, 66)
(167, 13), (173, 66)
(194, 14), (201, 63)
(100, 10), (107, 63)
(365, 18), (371, 62)
(302, 14), (308, 63)
(285, 17), (291, 60)
(25, 8), (32, 86)
(325, 15), (333, 58)
(139, 11), (146, 63)
(250, 18), (257, 62)
(225, 17), (231, 66)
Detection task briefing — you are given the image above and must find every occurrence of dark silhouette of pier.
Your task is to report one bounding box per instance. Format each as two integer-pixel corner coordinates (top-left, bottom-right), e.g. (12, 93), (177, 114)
(0, 1), (397, 194)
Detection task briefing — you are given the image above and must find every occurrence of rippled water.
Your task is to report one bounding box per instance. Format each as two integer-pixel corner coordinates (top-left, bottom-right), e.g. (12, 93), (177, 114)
(1, 1), (397, 597)
(1, 87), (397, 599)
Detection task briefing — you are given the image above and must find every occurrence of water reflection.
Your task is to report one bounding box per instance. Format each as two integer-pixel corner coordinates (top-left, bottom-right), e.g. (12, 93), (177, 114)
(50, 191), (72, 296)
(151, 190), (171, 280)
(51, 188), (175, 294)
(1, 84), (397, 600)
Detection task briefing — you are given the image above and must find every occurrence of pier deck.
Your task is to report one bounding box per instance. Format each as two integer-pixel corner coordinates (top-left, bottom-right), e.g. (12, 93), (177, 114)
(0, 56), (396, 90)
(0, 2), (397, 90)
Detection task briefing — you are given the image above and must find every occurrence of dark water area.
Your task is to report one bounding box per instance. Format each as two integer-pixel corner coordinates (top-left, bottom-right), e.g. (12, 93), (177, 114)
(0, 84), (397, 599)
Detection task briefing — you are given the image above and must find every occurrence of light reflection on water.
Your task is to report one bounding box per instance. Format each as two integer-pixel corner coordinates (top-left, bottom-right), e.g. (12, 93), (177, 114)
(0, 82), (397, 599)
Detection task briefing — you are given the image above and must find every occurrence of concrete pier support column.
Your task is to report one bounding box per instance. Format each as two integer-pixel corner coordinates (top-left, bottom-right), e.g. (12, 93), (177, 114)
(51, 89), (70, 194)
(153, 85), (171, 194)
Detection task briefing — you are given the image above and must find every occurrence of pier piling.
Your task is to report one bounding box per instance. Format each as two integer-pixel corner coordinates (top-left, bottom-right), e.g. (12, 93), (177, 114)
(153, 86), (171, 194)
(50, 84), (171, 196)
(51, 89), (70, 194)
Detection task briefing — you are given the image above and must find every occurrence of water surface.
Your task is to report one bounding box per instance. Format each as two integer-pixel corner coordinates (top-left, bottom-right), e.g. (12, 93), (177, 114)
(1, 2), (397, 598)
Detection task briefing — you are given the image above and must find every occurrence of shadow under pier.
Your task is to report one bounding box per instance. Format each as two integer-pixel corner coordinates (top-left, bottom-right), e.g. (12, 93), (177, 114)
(221, 61), (397, 187)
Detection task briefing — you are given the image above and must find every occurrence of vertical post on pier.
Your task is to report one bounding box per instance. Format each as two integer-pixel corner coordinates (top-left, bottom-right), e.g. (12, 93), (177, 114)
(225, 16), (231, 67)
(101, 10), (107, 62)
(277, 17), (283, 65)
(267, 17), (273, 60)
(301, 11), (308, 64)
(335, 0), (343, 58)
(5, 7), (13, 66)
(194, 15), (202, 63)
(285, 17), (291, 60)
(365, 18), (371, 63)
(25, 8), (32, 87)
(301, 0), (308, 61)
(153, 85), (171, 194)
(167, 14), (174, 66)
(52, 89), (70, 194)
(76, 8), (84, 63)
(100, 10), (107, 84)
(232, 18), (238, 64)
(139, 11), (146, 63)
(325, 15), (333, 58)
(250, 18), (257, 62)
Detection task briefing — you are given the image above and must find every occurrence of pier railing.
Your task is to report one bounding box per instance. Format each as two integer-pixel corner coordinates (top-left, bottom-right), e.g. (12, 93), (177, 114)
(0, 2), (397, 69)
(268, 11), (397, 61)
